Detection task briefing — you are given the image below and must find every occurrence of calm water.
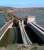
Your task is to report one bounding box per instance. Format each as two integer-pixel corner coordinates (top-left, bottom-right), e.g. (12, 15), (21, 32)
(16, 12), (44, 28)
(0, 12), (44, 28)
(0, 13), (6, 28)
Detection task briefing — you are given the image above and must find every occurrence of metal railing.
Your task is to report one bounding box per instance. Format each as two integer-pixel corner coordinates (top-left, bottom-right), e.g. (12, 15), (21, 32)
(27, 22), (44, 42)
(19, 20), (32, 45)
(32, 23), (44, 32)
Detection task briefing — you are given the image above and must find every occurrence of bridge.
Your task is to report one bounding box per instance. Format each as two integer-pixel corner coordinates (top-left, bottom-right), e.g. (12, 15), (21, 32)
(0, 17), (44, 45)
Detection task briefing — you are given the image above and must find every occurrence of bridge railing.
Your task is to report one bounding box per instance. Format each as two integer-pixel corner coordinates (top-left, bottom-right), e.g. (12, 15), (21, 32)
(19, 20), (32, 45)
(27, 22), (44, 42)
(32, 23), (44, 32)
(22, 20), (32, 45)
(0, 20), (13, 40)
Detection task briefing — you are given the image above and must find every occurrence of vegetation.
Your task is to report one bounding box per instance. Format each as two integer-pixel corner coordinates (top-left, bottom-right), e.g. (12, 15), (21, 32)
(0, 28), (16, 47)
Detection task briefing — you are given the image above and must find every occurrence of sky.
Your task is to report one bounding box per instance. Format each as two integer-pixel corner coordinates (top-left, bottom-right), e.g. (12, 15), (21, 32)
(0, 0), (44, 8)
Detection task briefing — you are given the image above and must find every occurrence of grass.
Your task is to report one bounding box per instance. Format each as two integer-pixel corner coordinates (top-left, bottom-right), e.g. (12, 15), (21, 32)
(0, 28), (16, 47)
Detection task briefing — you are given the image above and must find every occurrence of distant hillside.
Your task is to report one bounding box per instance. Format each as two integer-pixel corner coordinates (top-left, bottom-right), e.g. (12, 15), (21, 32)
(15, 8), (44, 14)
(0, 6), (44, 15)
(0, 6), (15, 14)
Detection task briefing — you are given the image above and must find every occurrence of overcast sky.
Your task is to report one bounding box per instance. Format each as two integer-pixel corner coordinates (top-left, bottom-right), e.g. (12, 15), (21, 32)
(0, 0), (44, 8)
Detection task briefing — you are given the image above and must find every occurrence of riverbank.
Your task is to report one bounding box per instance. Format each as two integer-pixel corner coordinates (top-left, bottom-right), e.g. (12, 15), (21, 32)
(0, 28), (16, 47)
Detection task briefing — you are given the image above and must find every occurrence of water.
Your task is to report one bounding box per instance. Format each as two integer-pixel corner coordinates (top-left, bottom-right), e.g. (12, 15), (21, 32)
(0, 13), (6, 28)
(0, 11), (44, 28)
(16, 12), (44, 28)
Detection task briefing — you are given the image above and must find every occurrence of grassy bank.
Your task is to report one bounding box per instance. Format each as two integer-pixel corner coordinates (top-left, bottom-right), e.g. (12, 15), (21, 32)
(0, 28), (16, 47)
